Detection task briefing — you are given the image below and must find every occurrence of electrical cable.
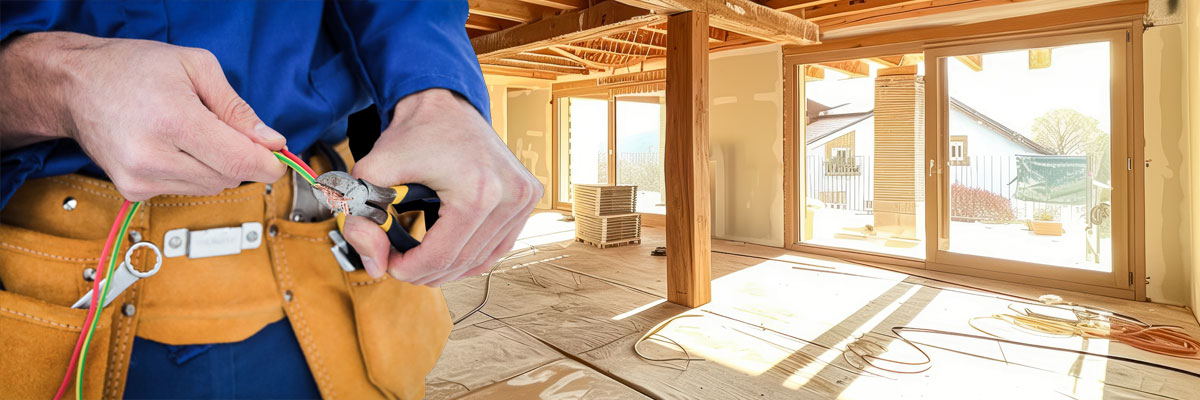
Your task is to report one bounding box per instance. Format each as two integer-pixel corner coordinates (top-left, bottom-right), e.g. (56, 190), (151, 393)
(632, 314), (704, 370)
(75, 201), (140, 400)
(891, 326), (1200, 379)
(274, 149), (316, 185)
(969, 304), (1200, 359)
(451, 244), (566, 325)
(52, 201), (131, 400)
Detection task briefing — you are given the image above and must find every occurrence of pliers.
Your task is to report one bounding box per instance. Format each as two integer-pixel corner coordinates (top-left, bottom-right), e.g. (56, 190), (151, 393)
(311, 171), (440, 257)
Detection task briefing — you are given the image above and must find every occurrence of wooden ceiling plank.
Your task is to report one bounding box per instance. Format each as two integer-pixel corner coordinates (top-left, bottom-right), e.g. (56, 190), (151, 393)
(468, 0), (557, 22)
(600, 35), (667, 51)
(817, 0), (1011, 32)
(616, 0), (819, 44)
(561, 43), (664, 57)
(869, 55), (903, 67)
(765, 0), (843, 13)
(473, 0), (662, 60)
(510, 52), (586, 68)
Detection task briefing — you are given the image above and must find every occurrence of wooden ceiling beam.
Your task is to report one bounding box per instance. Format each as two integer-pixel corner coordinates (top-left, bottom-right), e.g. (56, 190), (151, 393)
(799, 0), (923, 21)
(466, 14), (518, 32)
(815, 0), (1014, 32)
(509, 52), (587, 68)
(480, 65), (560, 79)
(486, 58), (589, 74)
(763, 0), (842, 13)
(473, 0), (662, 60)
(560, 43), (664, 57)
(514, 0), (588, 10)
(869, 55), (903, 67)
(468, 0), (557, 22)
(615, 0), (818, 44)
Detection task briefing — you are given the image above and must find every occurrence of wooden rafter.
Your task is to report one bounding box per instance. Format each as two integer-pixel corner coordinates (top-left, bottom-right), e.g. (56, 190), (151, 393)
(817, 60), (869, 77)
(869, 55), (903, 67)
(641, 24), (732, 43)
(473, 0), (662, 61)
(804, 65), (825, 81)
(546, 46), (611, 70)
(487, 58), (588, 74)
(468, 0), (557, 22)
(599, 34), (667, 51)
(509, 52), (586, 68)
(812, 0), (1019, 32)
(799, 0), (922, 21)
(954, 54), (983, 71)
(514, 0), (587, 10)
(764, 0), (843, 12)
(480, 65), (559, 79)
(466, 14), (518, 32)
(616, 0), (819, 44)
(1029, 48), (1051, 69)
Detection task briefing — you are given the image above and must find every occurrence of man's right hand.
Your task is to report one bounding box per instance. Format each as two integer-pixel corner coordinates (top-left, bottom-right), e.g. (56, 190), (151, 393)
(0, 32), (286, 201)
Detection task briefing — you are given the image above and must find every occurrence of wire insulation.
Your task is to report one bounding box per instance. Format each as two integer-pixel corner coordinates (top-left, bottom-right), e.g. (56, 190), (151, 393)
(75, 201), (140, 400)
(52, 201), (131, 400)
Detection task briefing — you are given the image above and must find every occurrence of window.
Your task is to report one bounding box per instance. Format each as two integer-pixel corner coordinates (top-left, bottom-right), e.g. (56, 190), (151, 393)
(556, 97), (609, 205)
(949, 136), (969, 166)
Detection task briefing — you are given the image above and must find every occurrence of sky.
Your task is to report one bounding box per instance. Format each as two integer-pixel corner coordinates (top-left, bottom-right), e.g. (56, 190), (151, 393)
(805, 41), (1112, 138)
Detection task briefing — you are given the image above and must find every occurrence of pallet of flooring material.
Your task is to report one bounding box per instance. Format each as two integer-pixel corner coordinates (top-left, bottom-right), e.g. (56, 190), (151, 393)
(574, 237), (641, 249)
(574, 213), (641, 249)
(572, 184), (637, 217)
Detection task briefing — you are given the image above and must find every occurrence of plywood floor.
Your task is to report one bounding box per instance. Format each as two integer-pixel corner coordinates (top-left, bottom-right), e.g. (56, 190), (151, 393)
(427, 212), (1200, 399)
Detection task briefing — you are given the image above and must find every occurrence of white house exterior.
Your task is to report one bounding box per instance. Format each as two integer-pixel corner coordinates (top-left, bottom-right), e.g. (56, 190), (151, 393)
(805, 97), (1050, 213)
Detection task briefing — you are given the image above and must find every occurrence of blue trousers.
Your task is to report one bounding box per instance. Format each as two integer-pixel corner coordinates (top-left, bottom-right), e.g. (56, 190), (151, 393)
(124, 318), (321, 399)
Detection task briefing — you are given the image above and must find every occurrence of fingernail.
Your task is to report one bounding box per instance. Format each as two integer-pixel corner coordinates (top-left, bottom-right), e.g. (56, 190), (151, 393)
(362, 257), (382, 278)
(254, 123), (285, 143)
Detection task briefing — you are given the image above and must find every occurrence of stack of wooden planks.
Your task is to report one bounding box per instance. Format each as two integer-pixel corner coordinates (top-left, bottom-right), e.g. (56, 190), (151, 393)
(572, 184), (641, 248)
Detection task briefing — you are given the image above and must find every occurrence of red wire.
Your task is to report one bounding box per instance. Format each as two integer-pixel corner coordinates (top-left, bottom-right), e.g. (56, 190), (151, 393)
(280, 148), (317, 178)
(53, 201), (130, 400)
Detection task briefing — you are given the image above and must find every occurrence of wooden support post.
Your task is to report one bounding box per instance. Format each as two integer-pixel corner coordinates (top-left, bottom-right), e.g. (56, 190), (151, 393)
(665, 11), (711, 308)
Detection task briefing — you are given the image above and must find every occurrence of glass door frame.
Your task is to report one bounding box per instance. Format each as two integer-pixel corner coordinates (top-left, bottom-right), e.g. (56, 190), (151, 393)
(782, 20), (1145, 299)
(552, 94), (617, 212)
(924, 28), (1136, 296)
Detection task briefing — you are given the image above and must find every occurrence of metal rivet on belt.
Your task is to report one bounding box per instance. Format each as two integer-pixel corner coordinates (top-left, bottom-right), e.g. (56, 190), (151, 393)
(291, 213), (303, 222)
(265, 183), (273, 195)
(284, 290), (294, 302)
(268, 224), (279, 237)
(245, 230), (259, 243)
(122, 303), (136, 317)
(129, 230), (143, 243)
(82, 268), (96, 282)
(62, 197), (77, 211)
(168, 236), (183, 249)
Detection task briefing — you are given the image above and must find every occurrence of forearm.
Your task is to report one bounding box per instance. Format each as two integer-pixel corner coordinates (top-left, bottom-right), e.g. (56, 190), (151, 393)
(0, 31), (94, 150)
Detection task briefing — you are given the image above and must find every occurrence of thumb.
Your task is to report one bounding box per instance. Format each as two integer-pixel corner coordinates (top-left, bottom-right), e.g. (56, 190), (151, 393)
(185, 50), (287, 150)
(342, 215), (391, 279)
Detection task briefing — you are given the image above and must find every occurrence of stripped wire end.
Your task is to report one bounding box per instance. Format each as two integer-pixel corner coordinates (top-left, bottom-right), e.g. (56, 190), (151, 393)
(316, 183), (352, 215)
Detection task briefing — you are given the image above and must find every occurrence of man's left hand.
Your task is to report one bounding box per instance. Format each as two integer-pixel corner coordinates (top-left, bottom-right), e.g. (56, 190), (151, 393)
(341, 89), (542, 286)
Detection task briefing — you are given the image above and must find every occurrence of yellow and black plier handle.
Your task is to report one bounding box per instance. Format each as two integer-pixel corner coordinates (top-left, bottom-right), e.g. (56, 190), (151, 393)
(312, 171), (440, 254)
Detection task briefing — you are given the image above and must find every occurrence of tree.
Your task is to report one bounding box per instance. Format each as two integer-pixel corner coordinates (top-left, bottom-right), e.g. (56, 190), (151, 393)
(1031, 109), (1103, 155)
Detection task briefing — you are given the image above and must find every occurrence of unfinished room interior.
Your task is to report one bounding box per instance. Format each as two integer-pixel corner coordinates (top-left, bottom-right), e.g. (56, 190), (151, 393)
(432, 0), (1200, 398)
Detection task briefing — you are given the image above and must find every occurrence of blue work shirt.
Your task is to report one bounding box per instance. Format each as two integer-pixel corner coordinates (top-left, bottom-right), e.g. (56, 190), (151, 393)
(0, 0), (491, 209)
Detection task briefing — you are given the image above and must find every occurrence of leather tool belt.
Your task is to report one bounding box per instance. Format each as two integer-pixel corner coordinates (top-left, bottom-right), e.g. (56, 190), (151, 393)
(0, 141), (450, 399)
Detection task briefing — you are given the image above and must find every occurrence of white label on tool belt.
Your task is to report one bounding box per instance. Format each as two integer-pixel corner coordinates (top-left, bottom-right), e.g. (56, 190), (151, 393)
(163, 222), (263, 259)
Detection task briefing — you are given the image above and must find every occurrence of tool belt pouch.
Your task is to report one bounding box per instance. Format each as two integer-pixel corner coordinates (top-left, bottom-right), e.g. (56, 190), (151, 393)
(0, 225), (118, 399)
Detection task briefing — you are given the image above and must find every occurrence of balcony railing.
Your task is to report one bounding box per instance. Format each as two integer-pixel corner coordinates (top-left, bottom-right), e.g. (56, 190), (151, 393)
(824, 160), (861, 176)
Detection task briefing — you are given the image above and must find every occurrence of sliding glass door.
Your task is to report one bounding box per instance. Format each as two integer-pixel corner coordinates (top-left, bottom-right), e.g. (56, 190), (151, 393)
(925, 30), (1133, 292)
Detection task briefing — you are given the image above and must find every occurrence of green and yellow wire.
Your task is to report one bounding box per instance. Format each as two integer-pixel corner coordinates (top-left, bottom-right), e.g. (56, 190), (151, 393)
(71, 150), (318, 399)
(274, 150), (317, 186)
(75, 201), (141, 400)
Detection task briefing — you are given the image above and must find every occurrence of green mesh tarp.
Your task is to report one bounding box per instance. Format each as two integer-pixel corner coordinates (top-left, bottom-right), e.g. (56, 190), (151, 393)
(1013, 155), (1088, 205)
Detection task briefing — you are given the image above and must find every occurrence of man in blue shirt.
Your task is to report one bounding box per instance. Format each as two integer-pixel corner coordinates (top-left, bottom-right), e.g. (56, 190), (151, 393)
(0, 1), (540, 398)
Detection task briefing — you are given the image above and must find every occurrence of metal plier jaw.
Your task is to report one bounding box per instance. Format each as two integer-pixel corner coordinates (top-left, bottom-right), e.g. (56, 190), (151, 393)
(311, 171), (440, 253)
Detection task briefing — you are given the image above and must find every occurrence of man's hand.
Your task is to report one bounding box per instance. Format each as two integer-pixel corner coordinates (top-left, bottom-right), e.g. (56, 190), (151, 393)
(342, 89), (542, 285)
(0, 32), (285, 200)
